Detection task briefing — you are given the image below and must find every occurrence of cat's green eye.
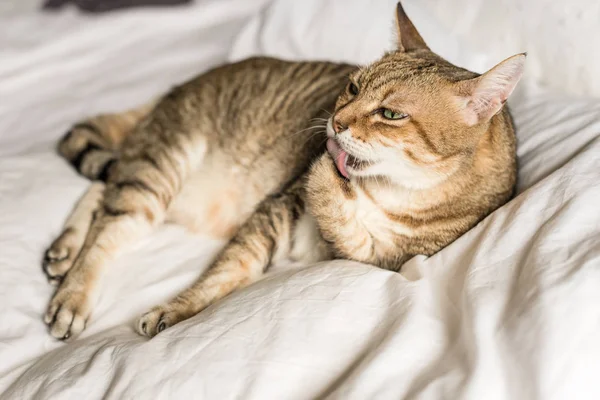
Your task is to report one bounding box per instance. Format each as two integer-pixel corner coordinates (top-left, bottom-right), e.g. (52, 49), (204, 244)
(381, 109), (406, 120)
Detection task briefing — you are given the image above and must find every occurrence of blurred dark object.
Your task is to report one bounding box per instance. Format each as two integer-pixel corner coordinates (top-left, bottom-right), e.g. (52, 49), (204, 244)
(42, 0), (193, 13)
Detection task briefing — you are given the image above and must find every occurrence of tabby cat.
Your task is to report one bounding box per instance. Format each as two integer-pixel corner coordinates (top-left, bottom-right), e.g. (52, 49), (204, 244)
(42, 3), (525, 339)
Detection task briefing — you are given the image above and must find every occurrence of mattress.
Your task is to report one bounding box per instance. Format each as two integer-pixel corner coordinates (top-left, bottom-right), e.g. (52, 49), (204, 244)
(1, 0), (599, 399)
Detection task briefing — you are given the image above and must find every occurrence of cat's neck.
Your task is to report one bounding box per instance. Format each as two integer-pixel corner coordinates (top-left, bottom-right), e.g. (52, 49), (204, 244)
(354, 168), (472, 213)
(354, 177), (419, 210)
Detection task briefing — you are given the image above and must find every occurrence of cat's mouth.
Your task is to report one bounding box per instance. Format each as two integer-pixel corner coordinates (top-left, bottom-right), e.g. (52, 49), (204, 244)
(326, 138), (370, 179)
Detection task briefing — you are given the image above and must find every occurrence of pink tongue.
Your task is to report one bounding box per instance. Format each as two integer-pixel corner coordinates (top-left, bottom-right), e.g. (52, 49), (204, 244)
(326, 138), (349, 179)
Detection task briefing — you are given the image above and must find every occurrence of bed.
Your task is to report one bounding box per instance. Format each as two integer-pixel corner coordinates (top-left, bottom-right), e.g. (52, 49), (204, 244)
(1, 0), (599, 398)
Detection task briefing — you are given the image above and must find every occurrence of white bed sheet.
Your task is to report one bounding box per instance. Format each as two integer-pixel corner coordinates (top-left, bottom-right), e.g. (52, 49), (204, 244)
(1, 1), (600, 399)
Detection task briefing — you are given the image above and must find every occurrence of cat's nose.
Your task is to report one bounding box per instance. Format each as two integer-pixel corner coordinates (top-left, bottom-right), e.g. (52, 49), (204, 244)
(332, 118), (346, 134)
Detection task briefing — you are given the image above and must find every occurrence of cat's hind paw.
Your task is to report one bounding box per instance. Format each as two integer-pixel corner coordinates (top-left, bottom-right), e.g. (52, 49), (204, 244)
(43, 228), (81, 285)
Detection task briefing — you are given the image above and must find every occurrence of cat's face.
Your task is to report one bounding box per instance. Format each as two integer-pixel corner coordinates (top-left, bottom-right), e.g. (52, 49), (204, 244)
(327, 51), (474, 189)
(326, 3), (525, 189)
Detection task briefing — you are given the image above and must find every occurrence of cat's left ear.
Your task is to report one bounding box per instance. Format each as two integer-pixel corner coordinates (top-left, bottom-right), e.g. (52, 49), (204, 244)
(456, 53), (527, 126)
(395, 2), (429, 52)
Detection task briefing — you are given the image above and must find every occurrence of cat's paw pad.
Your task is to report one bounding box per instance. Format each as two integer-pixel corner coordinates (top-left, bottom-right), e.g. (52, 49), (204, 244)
(43, 229), (80, 283)
(44, 285), (90, 340)
(57, 122), (100, 160)
(45, 245), (69, 262)
(136, 306), (189, 338)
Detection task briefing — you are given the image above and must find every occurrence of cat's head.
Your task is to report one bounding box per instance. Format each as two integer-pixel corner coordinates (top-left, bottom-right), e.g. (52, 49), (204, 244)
(326, 2), (526, 189)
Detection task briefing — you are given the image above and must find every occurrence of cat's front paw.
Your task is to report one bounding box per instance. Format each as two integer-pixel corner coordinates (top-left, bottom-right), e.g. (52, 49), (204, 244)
(43, 228), (81, 285)
(306, 153), (354, 202)
(44, 280), (91, 340)
(136, 304), (193, 338)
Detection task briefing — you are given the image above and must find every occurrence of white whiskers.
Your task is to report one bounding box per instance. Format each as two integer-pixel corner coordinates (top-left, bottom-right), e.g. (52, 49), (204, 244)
(289, 124), (327, 137)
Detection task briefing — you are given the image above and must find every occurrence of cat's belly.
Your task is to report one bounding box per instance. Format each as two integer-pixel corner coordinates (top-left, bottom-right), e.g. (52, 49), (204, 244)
(168, 168), (332, 266)
(165, 157), (262, 239)
(164, 146), (332, 265)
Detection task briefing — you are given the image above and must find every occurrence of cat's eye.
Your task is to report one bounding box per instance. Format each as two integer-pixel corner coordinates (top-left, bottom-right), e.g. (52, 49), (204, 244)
(381, 108), (407, 120)
(348, 82), (359, 96)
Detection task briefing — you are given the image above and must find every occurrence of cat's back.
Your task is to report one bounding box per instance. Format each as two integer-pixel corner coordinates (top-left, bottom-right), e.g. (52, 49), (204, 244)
(170, 57), (355, 141)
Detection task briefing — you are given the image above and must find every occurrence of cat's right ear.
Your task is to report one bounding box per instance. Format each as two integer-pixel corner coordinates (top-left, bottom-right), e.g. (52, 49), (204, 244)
(395, 2), (429, 52)
(455, 53), (527, 126)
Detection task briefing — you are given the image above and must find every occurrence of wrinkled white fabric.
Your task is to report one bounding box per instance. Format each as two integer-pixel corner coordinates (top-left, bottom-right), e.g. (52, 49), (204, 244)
(229, 0), (491, 73)
(1, 1), (599, 399)
(419, 0), (600, 98)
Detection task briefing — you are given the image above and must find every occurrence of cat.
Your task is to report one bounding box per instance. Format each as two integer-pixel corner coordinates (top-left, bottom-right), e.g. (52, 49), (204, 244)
(42, 2), (525, 340)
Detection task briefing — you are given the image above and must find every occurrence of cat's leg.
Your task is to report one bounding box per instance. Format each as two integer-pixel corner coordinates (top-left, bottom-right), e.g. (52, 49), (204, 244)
(44, 193), (158, 340)
(45, 131), (207, 340)
(305, 154), (379, 263)
(43, 182), (105, 285)
(58, 99), (158, 181)
(43, 101), (158, 285)
(306, 154), (410, 270)
(137, 179), (309, 337)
